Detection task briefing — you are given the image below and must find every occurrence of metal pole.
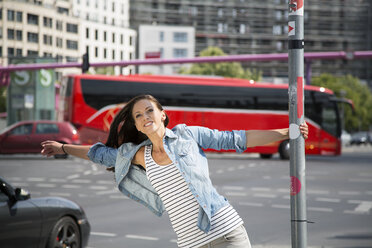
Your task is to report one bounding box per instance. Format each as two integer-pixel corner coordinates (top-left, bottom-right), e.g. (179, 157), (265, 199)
(288, 1), (307, 248)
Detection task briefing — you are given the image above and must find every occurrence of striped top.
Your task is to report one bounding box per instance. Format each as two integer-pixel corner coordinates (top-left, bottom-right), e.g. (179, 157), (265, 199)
(145, 145), (243, 248)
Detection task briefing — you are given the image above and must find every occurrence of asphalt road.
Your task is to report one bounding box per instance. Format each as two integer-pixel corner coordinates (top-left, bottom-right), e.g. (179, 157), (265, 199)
(0, 146), (371, 248)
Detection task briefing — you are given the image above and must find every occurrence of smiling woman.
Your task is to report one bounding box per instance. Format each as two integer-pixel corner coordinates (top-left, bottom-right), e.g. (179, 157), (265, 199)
(41, 94), (308, 248)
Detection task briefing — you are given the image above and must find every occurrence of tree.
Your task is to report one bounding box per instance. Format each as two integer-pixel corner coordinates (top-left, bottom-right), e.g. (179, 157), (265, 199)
(179, 47), (262, 81)
(311, 74), (372, 132)
(0, 87), (6, 113)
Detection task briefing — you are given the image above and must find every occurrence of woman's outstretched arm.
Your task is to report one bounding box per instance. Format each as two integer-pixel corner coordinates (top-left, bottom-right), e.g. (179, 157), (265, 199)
(245, 122), (308, 148)
(41, 141), (91, 160)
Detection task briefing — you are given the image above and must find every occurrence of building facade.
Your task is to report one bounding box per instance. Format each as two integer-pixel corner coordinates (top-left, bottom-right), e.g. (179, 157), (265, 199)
(71, 0), (136, 75)
(0, 0), (80, 66)
(129, 0), (372, 85)
(139, 25), (195, 75)
(1, 0), (137, 75)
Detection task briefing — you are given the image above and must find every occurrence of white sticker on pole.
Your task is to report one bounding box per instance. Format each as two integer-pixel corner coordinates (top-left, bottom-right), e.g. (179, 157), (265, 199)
(289, 0), (304, 16)
(288, 21), (295, 36)
(289, 123), (301, 140)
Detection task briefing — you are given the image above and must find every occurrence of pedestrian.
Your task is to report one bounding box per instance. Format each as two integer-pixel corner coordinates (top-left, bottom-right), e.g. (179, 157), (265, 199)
(41, 94), (308, 248)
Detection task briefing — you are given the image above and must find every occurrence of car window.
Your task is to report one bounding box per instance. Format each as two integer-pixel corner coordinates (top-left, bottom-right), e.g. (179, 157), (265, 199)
(10, 124), (33, 135)
(36, 123), (59, 134)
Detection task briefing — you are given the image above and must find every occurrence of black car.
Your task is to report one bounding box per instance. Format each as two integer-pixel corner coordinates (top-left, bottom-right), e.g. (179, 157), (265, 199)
(0, 177), (90, 248)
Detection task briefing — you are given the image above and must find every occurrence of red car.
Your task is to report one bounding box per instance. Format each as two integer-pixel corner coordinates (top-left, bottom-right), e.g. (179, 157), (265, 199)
(0, 120), (80, 157)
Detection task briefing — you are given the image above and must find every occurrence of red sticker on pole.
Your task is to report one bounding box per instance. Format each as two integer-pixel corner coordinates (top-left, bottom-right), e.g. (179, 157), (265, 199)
(290, 176), (302, 195)
(297, 76), (303, 119)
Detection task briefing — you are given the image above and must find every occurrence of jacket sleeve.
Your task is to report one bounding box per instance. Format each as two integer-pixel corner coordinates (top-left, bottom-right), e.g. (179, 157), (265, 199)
(87, 142), (117, 167)
(184, 125), (247, 153)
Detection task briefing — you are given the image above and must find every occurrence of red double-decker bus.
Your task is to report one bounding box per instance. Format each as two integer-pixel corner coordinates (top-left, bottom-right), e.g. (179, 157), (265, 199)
(58, 74), (344, 159)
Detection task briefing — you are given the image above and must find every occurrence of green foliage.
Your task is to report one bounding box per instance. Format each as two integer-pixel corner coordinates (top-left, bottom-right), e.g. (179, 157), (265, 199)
(94, 67), (115, 75)
(311, 74), (372, 132)
(0, 87), (6, 113)
(179, 46), (262, 81)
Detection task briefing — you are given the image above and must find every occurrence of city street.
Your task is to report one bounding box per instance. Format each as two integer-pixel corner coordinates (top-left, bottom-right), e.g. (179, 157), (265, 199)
(0, 146), (371, 248)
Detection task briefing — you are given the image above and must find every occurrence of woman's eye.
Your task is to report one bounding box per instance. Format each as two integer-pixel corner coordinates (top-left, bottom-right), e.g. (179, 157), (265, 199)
(135, 114), (141, 118)
(147, 109), (154, 113)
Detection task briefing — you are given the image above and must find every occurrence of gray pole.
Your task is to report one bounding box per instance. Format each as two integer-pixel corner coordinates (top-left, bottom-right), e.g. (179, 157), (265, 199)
(288, 1), (307, 248)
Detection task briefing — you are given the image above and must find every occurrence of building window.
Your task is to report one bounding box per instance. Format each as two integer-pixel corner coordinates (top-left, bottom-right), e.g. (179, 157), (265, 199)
(43, 35), (52, 45)
(112, 33), (115, 43)
(0, 8), (2, 20)
(7, 9), (15, 21)
(43, 17), (52, 28)
(112, 2), (115, 11)
(8, 47), (14, 56)
(273, 25), (282, 35)
(129, 36), (133, 46)
(240, 24), (246, 34)
(86, 28), (89, 39)
(120, 51), (123, 60)
(16, 30), (22, 41)
(173, 32), (188, 42)
(57, 7), (69, 15)
(217, 23), (223, 33)
(159, 31), (164, 42)
(173, 48), (187, 58)
(120, 34), (124, 44)
(66, 23), (78, 33)
(104, 31), (107, 41)
(66, 40), (78, 50)
(27, 14), (39, 25)
(56, 20), (63, 31)
(27, 50), (38, 56)
(103, 48), (107, 59)
(56, 37), (63, 48)
(43, 52), (52, 57)
(95, 47), (98, 57)
(66, 56), (78, 62)
(95, 30), (98, 40)
(112, 50), (115, 60)
(16, 11), (22, 22)
(0, 47), (2, 57)
(27, 32), (38, 43)
(7, 29), (15, 40)
(16, 49), (22, 57)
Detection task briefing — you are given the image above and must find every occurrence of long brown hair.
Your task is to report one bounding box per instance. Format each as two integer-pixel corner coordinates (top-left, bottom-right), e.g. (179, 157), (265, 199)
(105, 95), (169, 148)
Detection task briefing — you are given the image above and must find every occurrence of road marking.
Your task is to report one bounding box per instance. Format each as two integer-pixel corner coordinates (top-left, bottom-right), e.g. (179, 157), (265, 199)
(253, 193), (277, 198)
(49, 192), (71, 197)
(27, 177), (45, 182)
(91, 232), (117, 237)
(308, 207), (333, 212)
(227, 167), (235, 172)
(338, 191), (361, 196)
(216, 169), (224, 174)
(96, 189), (116, 195)
(12, 182), (29, 187)
(222, 186), (244, 191)
(239, 202), (264, 207)
(277, 188), (289, 193)
(272, 204), (290, 209)
(348, 200), (372, 214)
(72, 179), (91, 184)
(263, 176), (272, 180)
(348, 178), (372, 183)
(226, 192), (247, 197)
(366, 191), (372, 195)
(62, 184), (81, 189)
(307, 189), (329, 195)
(36, 183), (56, 188)
(238, 165), (245, 169)
(49, 178), (66, 183)
(251, 187), (270, 192)
(315, 197), (341, 203)
(83, 171), (92, 175)
(67, 174), (80, 180)
(91, 163), (98, 171)
(125, 234), (159, 241)
(90, 186), (108, 190)
(97, 180), (114, 185)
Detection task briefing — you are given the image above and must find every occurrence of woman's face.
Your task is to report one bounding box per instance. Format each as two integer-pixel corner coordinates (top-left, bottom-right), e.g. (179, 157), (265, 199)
(132, 99), (166, 135)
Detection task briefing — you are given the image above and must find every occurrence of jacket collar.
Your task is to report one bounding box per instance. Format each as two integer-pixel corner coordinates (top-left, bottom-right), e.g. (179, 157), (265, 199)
(164, 128), (178, 139)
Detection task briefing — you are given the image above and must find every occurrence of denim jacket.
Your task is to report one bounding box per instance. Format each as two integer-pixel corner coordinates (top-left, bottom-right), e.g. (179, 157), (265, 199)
(87, 124), (246, 233)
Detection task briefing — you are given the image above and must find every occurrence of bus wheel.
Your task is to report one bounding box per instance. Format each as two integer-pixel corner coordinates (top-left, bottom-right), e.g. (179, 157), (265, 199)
(260, 154), (273, 159)
(279, 140), (290, 160)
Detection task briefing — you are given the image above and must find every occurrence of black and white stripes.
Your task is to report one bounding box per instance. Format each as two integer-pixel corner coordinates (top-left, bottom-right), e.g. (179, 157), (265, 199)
(145, 145), (243, 248)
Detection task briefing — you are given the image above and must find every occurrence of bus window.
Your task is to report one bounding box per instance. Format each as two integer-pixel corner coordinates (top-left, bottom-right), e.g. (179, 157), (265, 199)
(321, 102), (340, 137)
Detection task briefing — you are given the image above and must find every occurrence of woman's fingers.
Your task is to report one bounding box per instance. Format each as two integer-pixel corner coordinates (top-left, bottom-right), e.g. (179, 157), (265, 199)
(299, 122), (309, 139)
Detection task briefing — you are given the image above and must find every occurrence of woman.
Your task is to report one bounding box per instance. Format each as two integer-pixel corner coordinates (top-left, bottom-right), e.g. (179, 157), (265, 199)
(41, 94), (308, 248)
